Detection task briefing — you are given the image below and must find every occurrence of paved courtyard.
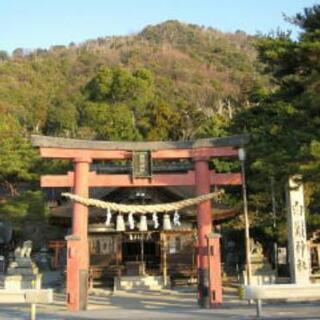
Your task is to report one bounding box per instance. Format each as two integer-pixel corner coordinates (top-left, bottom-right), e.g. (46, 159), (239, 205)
(0, 289), (320, 320)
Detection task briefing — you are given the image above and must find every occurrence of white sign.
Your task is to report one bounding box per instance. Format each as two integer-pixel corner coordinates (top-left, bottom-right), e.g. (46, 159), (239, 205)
(287, 175), (310, 284)
(277, 247), (287, 265)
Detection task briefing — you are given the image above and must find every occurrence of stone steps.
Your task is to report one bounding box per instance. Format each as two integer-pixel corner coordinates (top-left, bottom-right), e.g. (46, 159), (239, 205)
(119, 284), (163, 291)
(115, 275), (169, 291)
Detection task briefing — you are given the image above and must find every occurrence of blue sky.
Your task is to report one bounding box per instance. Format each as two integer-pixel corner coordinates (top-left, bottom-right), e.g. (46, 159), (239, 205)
(0, 0), (317, 52)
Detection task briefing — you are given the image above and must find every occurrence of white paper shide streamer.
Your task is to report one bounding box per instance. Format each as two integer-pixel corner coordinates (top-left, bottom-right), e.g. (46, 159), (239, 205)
(128, 212), (135, 230)
(152, 212), (159, 229)
(173, 210), (181, 226)
(105, 208), (112, 226)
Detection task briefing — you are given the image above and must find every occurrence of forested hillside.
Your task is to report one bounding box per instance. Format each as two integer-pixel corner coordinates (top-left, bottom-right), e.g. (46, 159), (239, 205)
(0, 20), (262, 140)
(0, 5), (319, 248)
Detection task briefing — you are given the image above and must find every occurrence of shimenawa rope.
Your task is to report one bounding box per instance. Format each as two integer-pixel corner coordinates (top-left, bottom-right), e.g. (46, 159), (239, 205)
(62, 190), (223, 214)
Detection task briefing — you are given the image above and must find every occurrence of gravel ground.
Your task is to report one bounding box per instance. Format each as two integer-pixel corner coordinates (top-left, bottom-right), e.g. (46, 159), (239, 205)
(0, 289), (320, 320)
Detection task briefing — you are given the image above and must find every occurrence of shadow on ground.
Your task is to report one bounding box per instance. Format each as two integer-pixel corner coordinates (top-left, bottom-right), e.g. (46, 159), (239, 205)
(0, 289), (320, 320)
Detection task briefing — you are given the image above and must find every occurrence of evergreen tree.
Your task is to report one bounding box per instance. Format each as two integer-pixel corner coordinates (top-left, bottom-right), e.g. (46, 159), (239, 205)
(231, 4), (320, 235)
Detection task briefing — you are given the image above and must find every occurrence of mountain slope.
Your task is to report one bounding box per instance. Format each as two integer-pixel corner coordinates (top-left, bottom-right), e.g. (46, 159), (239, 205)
(0, 20), (265, 140)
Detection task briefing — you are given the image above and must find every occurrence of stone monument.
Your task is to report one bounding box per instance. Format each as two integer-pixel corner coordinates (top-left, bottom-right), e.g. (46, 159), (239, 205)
(4, 240), (42, 289)
(286, 175), (310, 284)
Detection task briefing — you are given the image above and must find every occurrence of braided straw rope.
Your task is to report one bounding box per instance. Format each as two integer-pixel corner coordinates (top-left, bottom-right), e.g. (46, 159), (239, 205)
(62, 190), (223, 214)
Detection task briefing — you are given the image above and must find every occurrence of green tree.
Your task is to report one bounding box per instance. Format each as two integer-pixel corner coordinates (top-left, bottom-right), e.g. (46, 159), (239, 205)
(0, 190), (48, 228)
(0, 50), (9, 61)
(45, 99), (79, 137)
(0, 115), (38, 196)
(231, 3), (320, 234)
(249, 4), (320, 182)
(83, 66), (156, 139)
(145, 100), (178, 140)
(80, 102), (138, 140)
(84, 67), (113, 101)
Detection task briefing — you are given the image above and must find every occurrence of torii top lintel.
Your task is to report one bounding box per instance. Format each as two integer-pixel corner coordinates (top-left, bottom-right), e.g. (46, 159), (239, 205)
(31, 135), (249, 160)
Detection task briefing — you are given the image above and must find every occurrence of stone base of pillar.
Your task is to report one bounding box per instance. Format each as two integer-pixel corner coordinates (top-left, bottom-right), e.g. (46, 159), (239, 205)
(198, 268), (210, 308)
(66, 235), (88, 311)
(207, 233), (223, 307)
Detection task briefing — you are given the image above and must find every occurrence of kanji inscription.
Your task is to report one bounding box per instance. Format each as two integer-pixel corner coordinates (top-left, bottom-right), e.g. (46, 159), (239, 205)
(287, 176), (310, 284)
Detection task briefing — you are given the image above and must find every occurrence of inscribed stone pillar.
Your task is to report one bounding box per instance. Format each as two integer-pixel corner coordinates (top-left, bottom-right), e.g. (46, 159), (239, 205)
(286, 175), (310, 284)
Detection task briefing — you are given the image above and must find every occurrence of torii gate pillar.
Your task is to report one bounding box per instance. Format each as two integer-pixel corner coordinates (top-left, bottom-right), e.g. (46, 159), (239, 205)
(194, 157), (222, 307)
(66, 157), (91, 311)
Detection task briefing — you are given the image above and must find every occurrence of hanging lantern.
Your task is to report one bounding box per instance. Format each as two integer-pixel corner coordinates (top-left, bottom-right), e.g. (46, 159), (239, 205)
(163, 214), (172, 230)
(128, 212), (135, 230)
(116, 214), (125, 231)
(152, 212), (159, 229)
(173, 210), (181, 227)
(139, 215), (148, 231)
(105, 208), (112, 226)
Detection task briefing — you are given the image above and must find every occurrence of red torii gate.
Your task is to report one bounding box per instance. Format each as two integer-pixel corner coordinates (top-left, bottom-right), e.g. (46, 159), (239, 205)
(31, 134), (248, 311)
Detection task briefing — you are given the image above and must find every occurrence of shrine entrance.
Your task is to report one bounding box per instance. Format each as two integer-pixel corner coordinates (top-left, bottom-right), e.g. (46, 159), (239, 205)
(122, 232), (161, 275)
(31, 134), (248, 311)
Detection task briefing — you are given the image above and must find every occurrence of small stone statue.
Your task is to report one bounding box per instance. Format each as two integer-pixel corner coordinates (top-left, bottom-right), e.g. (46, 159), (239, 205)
(250, 239), (263, 257)
(14, 241), (33, 258)
(5, 240), (41, 289)
(14, 246), (21, 258)
(243, 239), (276, 285)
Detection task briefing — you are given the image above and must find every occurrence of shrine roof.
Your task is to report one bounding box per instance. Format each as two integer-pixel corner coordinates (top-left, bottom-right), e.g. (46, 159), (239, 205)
(31, 134), (249, 151)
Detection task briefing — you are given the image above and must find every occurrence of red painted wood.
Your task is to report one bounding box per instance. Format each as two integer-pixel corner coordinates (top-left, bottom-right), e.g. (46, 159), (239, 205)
(152, 147), (238, 159)
(212, 172), (241, 185)
(66, 158), (91, 311)
(73, 159), (90, 242)
(195, 159), (212, 270)
(41, 171), (242, 187)
(194, 158), (223, 307)
(39, 147), (131, 159)
(207, 235), (223, 306)
(41, 172), (74, 187)
(38, 146), (238, 160)
(66, 238), (80, 311)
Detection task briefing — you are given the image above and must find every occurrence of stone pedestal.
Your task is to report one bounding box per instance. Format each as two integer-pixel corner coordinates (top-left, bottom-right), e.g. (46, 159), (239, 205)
(244, 258), (276, 285)
(125, 261), (145, 276)
(243, 240), (276, 285)
(4, 274), (42, 289)
(4, 241), (42, 290)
